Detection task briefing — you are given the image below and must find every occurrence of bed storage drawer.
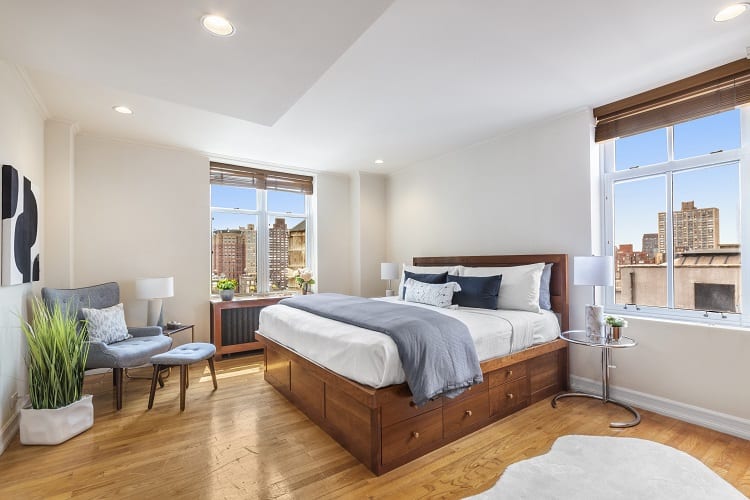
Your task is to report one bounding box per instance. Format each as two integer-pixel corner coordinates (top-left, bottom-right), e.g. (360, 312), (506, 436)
(381, 387), (443, 427)
(443, 380), (488, 406)
(382, 408), (443, 464)
(488, 361), (527, 387)
(443, 391), (490, 438)
(489, 377), (529, 417)
(265, 346), (290, 390)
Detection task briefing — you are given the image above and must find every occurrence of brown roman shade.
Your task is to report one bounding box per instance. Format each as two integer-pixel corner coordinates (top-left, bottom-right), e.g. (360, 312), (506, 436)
(209, 161), (313, 195)
(594, 58), (750, 142)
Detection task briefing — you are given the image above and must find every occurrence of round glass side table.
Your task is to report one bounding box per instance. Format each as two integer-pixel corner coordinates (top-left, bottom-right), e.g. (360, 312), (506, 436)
(552, 330), (641, 428)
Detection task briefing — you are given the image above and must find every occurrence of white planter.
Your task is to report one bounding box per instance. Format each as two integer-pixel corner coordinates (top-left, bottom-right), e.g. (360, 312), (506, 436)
(20, 394), (94, 445)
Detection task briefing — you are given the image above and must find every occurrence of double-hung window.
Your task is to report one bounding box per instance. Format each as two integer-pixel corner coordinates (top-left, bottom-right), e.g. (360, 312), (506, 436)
(209, 162), (314, 296)
(598, 59), (750, 325)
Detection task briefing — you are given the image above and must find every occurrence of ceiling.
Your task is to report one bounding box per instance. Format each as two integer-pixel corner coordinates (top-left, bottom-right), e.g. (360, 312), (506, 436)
(0, 0), (748, 173)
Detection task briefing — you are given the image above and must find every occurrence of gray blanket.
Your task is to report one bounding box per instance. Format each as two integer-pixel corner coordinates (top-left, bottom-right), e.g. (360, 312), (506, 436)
(280, 293), (483, 406)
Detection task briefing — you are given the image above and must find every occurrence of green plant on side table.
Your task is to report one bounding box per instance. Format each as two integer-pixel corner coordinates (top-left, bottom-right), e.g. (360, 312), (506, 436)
(19, 298), (92, 445)
(605, 315), (628, 341)
(217, 278), (238, 301)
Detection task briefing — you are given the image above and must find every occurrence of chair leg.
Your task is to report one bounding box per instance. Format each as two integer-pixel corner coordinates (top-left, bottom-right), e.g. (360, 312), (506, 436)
(185, 366), (189, 389)
(148, 365), (160, 410)
(113, 369), (117, 386)
(179, 365), (186, 412)
(158, 370), (165, 388)
(208, 358), (218, 390)
(114, 368), (124, 410)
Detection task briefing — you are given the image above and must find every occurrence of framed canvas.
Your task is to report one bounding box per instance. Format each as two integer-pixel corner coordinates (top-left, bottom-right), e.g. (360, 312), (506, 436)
(2, 164), (40, 285)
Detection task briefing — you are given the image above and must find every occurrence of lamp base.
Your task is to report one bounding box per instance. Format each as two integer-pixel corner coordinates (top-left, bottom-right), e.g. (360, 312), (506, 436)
(385, 289), (395, 297)
(146, 299), (165, 328)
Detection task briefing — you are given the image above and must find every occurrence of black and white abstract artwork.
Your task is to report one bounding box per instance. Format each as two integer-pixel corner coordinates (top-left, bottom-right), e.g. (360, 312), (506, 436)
(2, 164), (39, 285)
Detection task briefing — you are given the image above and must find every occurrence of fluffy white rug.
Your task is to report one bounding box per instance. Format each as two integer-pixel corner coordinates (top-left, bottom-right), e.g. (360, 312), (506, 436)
(466, 435), (746, 499)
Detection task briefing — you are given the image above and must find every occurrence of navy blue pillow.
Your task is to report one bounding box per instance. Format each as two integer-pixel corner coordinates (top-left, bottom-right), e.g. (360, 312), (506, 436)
(401, 271), (448, 299)
(447, 274), (502, 310)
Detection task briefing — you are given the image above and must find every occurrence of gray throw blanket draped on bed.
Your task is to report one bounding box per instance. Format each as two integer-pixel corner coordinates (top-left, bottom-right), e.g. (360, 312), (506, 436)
(280, 293), (483, 406)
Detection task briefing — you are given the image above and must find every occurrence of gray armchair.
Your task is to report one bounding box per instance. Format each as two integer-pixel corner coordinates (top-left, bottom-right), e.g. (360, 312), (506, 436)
(41, 282), (172, 410)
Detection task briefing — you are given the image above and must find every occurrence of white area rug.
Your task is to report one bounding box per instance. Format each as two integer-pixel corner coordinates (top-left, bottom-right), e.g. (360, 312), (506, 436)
(467, 435), (746, 499)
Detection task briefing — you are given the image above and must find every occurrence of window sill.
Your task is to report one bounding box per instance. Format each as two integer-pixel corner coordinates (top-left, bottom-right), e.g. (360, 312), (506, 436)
(603, 306), (748, 331)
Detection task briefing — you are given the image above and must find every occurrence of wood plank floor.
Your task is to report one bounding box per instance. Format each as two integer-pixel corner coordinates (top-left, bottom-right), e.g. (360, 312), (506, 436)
(1, 354), (748, 499)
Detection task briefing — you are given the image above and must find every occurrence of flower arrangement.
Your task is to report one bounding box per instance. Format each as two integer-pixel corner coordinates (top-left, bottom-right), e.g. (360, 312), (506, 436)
(216, 279), (237, 291)
(605, 315), (628, 328)
(294, 268), (315, 287)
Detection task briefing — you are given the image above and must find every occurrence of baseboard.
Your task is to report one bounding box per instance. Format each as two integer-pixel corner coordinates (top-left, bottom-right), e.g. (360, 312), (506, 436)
(0, 410), (20, 456)
(570, 375), (750, 440)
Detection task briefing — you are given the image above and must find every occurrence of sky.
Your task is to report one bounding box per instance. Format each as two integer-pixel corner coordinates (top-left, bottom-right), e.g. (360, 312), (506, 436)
(210, 186), (306, 231)
(613, 109), (741, 251)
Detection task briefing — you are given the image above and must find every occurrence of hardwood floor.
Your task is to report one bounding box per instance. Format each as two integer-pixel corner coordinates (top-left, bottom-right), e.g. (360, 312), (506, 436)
(1, 355), (748, 499)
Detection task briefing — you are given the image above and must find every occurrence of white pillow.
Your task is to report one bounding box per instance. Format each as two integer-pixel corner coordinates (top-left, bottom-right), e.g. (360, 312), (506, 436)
(462, 263), (545, 312)
(398, 264), (461, 299)
(404, 279), (461, 308)
(81, 303), (132, 344)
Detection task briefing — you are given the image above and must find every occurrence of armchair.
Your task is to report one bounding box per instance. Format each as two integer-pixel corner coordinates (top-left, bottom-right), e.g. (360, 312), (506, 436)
(41, 282), (172, 410)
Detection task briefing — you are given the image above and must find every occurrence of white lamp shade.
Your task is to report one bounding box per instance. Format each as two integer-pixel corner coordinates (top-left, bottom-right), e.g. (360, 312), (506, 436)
(573, 256), (614, 287)
(135, 277), (174, 299)
(381, 262), (399, 280)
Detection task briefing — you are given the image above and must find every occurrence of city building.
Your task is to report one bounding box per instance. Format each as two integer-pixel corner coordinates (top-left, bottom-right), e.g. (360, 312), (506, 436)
(642, 233), (658, 260)
(288, 220), (306, 288)
(212, 228), (245, 284)
(269, 217), (289, 290)
(658, 201), (720, 255)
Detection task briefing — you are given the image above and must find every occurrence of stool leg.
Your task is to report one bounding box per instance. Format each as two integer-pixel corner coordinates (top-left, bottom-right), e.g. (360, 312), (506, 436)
(208, 358), (218, 390)
(185, 366), (189, 389)
(148, 365), (160, 409)
(158, 370), (165, 388)
(180, 365), (186, 411)
(114, 368), (123, 410)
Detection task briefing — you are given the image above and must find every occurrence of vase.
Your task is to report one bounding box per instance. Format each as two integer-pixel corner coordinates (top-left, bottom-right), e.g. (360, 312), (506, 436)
(611, 326), (622, 341)
(220, 289), (234, 301)
(20, 394), (94, 445)
(302, 283), (309, 295)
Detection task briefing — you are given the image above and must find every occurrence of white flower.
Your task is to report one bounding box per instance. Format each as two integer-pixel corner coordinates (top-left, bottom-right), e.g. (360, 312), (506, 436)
(300, 271), (313, 282)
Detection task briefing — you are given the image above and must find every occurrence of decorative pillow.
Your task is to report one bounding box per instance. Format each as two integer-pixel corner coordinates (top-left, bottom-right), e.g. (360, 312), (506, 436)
(398, 264), (460, 298)
(401, 271), (448, 299)
(404, 279), (461, 308)
(539, 263), (553, 310)
(447, 274), (502, 310)
(81, 303), (131, 344)
(462, 263), (545, 312)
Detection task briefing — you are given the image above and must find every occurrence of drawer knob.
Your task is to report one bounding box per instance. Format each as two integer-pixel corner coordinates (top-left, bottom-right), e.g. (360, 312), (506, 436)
(465, 410), (473, 417)
(507, 369), (513, 377)
(412, 431), (420, 439)
(507, 393), (514, 400)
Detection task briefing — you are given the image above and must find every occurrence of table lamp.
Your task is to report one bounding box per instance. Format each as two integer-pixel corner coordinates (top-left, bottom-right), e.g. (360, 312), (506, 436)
(136, 276), (174, 328)
(381, 263), (399, 296)
(574, 256), (613, 338)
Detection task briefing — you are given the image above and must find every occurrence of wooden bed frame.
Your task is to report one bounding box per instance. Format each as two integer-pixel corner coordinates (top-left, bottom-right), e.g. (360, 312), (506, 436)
(256, 254), (569, 475)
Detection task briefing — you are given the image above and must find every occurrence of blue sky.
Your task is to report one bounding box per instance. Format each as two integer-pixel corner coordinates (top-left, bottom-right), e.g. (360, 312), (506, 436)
(211, 186), (306, 230)
(614, 109), (740, 251)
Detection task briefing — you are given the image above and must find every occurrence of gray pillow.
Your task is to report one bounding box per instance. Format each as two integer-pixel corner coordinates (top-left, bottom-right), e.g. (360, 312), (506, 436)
(81, 303), (132, 344)
(539, 263), (553, 310)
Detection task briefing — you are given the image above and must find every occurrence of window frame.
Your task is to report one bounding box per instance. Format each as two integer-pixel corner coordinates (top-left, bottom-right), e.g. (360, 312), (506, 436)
(210, 182), (315, 296)
(601, 107), (748, 326)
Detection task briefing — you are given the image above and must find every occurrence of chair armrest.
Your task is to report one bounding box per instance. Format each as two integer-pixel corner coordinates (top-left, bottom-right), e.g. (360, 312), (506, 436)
(86, 340), (118, 368)
(128, 326), (163, 337)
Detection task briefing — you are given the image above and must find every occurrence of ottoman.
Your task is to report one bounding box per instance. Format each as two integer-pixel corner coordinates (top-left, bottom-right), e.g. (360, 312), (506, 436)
(148, 342), (218, 411)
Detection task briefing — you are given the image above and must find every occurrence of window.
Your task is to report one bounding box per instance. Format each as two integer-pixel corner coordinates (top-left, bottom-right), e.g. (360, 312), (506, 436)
(210, 163), (314, 296)
(602, 108), (746, 324)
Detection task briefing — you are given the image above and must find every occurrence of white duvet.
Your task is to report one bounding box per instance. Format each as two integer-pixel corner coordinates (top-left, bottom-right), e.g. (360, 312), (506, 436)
(258, 296), (560, 388)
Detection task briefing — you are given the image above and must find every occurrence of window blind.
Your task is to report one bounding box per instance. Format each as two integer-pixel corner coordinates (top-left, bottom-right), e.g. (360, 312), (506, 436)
(594, 58), (750, 142)
(209, 161), (313, 195)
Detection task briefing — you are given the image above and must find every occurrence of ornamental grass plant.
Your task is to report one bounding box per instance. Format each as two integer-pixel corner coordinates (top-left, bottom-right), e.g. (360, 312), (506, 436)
(20, 298), (89, 410)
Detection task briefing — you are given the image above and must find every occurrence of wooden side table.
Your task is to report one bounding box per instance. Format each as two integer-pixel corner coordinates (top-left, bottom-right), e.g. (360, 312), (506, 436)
(552, 330), (640, 428)
(210, 295), (291, 360)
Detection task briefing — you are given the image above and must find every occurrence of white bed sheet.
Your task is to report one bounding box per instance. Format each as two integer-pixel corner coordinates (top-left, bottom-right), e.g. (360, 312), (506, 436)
(258, 297), (560, 389)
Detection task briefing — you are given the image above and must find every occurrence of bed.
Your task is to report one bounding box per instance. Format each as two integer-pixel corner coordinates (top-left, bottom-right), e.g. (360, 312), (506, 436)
(256, 254), (569, 475)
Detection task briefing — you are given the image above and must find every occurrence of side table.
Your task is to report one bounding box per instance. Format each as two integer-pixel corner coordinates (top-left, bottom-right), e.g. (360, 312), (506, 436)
(552, 330), (640, 428)
(163, 324), (195, 342)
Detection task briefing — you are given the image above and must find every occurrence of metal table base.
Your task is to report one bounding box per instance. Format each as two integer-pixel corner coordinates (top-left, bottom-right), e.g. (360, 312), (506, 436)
(552, 343), (641, 428)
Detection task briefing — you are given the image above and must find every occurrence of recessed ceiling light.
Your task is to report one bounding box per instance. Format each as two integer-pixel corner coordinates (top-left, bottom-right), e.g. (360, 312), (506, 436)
(112, 105), (133, 115)
(201, 14), (235, 36)
(714, 3), (749, 22)
(374, 159), (384, 164)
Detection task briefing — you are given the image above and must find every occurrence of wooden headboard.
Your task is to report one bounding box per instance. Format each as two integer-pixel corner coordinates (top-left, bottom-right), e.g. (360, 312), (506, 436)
(412, 254), (569, 331)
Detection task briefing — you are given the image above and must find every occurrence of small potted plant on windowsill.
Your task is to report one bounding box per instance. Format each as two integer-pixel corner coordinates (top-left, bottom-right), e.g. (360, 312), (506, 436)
(19, 298), (92, 445)
(605, 315), (628, 341)
(216, 279), (238, 301)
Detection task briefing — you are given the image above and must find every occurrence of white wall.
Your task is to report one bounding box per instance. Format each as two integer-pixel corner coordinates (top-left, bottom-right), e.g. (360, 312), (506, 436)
(73, 135), (210, 340)
(316, 172), (352, 294)
(0, 62), (45, 453)
(386, 107), (750, 432)
(350, 172), (387, 297)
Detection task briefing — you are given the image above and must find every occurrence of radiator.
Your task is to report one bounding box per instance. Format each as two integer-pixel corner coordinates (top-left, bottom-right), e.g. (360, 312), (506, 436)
(220, 306), (260, 346)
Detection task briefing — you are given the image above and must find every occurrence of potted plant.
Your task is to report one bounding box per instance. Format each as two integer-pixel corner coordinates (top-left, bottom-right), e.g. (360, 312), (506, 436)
(605, 315), (628, 341)
(19, 298), (92, 445)
(216, 278), (238, 301)
(294, 268), (315, 295)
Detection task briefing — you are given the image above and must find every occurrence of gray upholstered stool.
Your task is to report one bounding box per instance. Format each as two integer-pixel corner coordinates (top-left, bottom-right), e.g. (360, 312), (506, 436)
(148, 343), (218, 411)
